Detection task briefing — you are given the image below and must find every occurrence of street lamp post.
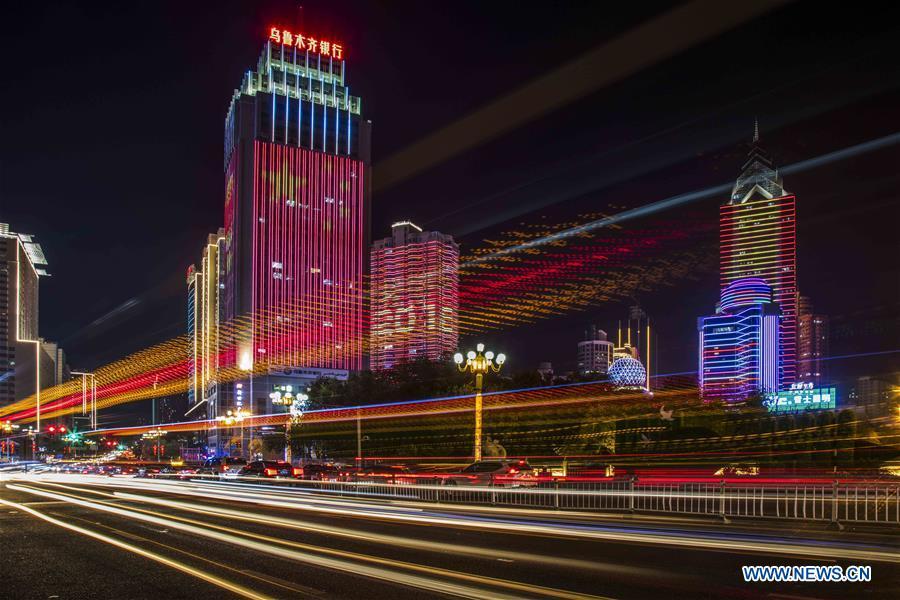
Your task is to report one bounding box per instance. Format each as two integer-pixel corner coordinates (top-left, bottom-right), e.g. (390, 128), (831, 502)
(271, 389), (307, 463)
(454, 343), (506, 462)
(216, 408), (249, 456)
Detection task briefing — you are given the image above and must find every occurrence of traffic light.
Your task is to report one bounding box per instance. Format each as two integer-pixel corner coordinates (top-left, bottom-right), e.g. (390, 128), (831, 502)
(48, 426), (56, 433)
(59, 426), (67, 433)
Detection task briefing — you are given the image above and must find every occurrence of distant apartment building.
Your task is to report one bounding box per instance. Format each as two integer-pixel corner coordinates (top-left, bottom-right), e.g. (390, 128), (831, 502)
(576, 325), (613, 377)
(797, 295), (829, 385)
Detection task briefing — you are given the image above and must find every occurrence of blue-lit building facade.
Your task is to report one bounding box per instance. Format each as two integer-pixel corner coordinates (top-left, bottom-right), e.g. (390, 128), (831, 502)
(698, 278), (782, 402)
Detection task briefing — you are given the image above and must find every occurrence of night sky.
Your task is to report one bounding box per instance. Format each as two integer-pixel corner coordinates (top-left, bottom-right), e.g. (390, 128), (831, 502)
(2, 1), (898, 393)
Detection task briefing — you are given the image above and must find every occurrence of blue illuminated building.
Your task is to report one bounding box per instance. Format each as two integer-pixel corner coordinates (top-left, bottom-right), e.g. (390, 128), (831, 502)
(698, 278), (782, 402)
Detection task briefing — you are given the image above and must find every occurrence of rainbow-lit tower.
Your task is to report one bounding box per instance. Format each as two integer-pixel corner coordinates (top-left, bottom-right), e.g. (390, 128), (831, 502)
(719, 123), (797, 385)
(698, 278), (782, 402)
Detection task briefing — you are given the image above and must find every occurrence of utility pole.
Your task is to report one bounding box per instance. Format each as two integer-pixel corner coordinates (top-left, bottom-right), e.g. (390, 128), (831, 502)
(356, 408), (362, 465)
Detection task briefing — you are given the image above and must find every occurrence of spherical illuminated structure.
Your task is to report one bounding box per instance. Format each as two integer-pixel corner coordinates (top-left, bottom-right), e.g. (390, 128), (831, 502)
(608, 357), (647, 389)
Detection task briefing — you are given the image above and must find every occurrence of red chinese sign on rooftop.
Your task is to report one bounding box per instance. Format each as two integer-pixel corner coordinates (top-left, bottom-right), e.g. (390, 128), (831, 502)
(269, 27), (344, 60)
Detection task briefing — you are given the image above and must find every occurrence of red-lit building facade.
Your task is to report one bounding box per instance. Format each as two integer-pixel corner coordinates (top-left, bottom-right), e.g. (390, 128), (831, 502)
(719, 127), (797, 386)
(217, 27), (371, 439)
(370, 222), (459, 370)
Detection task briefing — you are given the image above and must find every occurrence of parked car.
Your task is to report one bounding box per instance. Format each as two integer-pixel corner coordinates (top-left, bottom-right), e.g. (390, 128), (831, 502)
(136, 464), (166, 478)
(350, 464), (409, 483)
(300, 463), (340, 481)
(198, 457), (247, 479)
(444, 460), (535, 487)
(238, 460), (302, 479)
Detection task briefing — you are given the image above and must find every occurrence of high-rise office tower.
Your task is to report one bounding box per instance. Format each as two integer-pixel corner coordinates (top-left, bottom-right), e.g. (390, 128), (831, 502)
(0, 223), (49, 409)
(221, 26), (371, 420)
(576, 325), (613, 377)
(186, 230), (225, 420)
(370, 221), (459, 370)
(797, 295), (828, 385)
(720, 124), (797, 384)
(698, 278), (782, 402)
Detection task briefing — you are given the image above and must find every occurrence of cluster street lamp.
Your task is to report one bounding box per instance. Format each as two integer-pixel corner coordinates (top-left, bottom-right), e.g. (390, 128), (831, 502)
(454, 343), (506, 462)
(217, 408), (250, 457)
(275, 391), (309, 464)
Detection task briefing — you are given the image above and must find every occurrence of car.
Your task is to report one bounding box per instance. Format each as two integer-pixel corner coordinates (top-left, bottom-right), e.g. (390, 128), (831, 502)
(350, 464), (410, 484)
(136, 464), (165, 478)
(198, 457), (247, 479)
(444, 460), (535, 487)
(299, 463), (340, 481)
(175, 467), (197, 481)
(238, 460), (302, 479)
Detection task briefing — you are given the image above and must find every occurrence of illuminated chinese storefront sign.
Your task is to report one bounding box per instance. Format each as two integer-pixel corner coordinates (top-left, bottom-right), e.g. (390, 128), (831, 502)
(270, 27), (343, 59)
(765, 383), (837, 413)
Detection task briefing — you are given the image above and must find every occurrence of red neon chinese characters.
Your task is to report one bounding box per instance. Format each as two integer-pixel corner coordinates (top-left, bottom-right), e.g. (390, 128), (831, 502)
(269, 27), (344, 59)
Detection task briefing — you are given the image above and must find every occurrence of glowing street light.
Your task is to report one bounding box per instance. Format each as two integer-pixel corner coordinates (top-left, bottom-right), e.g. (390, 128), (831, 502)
(217, 407), (250, 456)
(454, 343), (506, 462)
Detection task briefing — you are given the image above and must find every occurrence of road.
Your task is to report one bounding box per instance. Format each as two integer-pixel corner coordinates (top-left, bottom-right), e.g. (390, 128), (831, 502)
(0, 473), (897, 599)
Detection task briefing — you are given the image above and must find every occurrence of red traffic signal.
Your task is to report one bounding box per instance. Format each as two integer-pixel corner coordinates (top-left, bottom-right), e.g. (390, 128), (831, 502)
(48, 426), (56, 433)
(59, 426), (67, 433)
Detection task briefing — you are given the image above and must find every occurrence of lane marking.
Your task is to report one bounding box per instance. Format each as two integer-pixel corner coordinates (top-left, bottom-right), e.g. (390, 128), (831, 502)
(61, 513), (326, 599)
(9, 483), (610, 600)
(0, 496), (272, 600)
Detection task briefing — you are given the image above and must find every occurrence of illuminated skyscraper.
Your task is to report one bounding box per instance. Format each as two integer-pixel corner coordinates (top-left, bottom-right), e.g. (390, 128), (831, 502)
(0, 223), (49, 410)
(797, 295), (828, 385)
(222, 25), (370, 407)
(186, 229), (225, 420)
(720, 124), (797, 384)
(370, 222), (458, 370)
(698, 278), (782, 402)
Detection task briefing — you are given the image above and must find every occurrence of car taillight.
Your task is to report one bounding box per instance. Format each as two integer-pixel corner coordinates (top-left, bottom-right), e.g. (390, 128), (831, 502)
(508, 468), (519, 474)
(264, 468), (277, 476)
(292, 468), (302, 477)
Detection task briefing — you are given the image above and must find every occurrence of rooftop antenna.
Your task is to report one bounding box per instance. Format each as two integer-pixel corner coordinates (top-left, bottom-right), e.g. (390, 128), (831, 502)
(753, 117), (760, 143)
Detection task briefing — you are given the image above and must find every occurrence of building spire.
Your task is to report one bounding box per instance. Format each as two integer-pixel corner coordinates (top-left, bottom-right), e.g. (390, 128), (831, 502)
(729, 117), (786, 203)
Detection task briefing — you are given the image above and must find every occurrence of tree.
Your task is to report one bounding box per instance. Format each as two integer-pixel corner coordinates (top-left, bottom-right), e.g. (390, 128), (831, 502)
(248, 438), (264, 459)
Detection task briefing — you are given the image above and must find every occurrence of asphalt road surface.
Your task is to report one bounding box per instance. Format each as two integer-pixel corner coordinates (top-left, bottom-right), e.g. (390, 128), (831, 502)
(1, 473), (897, 599)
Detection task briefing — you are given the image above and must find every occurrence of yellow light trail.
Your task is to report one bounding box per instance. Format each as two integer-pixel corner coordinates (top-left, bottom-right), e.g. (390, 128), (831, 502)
(13, 476), (900, 565)
(9, 482), (610, 600)
(0, 496), (273, 600)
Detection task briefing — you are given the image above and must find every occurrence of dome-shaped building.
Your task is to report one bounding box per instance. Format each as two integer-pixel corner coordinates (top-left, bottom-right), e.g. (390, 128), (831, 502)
(608, 356), (647, 389)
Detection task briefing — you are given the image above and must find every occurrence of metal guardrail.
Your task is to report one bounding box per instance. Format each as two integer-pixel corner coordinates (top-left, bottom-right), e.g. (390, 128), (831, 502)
(223, 476), (900, 525)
